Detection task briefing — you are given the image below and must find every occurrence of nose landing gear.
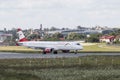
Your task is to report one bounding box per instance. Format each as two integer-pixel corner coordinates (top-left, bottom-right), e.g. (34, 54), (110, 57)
(74, 50), (78, 54)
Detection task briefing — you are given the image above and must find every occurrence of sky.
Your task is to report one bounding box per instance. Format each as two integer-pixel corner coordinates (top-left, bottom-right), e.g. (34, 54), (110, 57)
(0, 0), (120, 30)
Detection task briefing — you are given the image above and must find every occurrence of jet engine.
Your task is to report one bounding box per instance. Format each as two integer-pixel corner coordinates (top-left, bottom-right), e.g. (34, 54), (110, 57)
(43, 48), (57, 54)
(44, 48), (52, 53)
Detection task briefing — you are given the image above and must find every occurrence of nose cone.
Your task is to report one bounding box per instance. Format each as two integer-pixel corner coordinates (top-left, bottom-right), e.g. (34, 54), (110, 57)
(81, 46), (83, 50)
(79, 46), (83, 50)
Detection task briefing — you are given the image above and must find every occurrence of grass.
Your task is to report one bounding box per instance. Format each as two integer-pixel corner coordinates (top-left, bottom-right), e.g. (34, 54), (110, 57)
(0, 56), (119, 80)
(28, 68), (120, 80)
(0, 43), (120, 79)
(0, 46), (41, 53)
(80, 43), (120, 52)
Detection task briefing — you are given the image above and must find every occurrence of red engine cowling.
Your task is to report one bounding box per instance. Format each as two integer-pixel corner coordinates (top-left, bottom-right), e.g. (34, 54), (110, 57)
(44, 48), (52, 53)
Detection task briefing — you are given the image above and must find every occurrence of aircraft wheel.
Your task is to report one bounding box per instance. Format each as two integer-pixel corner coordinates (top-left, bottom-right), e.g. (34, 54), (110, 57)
(43, 51), (46, 54)
(54, 51), (58, 54)
(74, 50), (77, 54)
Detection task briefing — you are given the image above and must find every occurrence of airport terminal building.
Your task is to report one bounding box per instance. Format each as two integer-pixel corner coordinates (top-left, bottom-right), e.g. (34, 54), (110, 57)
(0, 31), (12, 46)
(46, 28), (113, 37)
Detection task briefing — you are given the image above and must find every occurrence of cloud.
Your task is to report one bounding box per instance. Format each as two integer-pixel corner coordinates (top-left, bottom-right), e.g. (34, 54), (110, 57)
(0, 0), (120, 29)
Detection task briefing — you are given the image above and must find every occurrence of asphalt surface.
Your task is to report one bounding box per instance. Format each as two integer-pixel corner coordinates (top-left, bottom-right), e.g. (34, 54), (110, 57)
(0, 52), (120, 59)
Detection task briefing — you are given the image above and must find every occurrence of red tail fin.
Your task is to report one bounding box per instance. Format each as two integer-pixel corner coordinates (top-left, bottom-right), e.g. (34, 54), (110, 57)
(17, 28), (28, 42)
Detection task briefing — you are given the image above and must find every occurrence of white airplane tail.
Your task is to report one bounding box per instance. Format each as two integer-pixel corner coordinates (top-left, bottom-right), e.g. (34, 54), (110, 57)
(17, 28), (28, 42)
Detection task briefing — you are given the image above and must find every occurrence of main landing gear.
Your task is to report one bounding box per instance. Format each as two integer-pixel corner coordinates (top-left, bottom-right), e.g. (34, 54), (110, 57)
(51, 48), (58, 54)
(53, 51), (58, 54)
(74, 50), (78, 54)
(43, 49), (58, 54)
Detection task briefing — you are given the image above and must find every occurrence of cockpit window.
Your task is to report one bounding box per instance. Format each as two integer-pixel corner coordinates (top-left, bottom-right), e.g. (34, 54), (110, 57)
(76, 43), (80, 45)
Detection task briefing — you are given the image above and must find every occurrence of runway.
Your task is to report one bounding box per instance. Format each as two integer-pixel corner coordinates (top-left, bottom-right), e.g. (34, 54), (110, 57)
(0, 52), (120, 59)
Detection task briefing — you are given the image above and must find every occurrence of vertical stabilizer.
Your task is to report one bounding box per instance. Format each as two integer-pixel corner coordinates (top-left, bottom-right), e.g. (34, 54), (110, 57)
(17, 28), (28, 42)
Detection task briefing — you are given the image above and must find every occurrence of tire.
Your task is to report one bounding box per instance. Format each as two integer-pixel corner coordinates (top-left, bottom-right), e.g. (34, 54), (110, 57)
(54, 51), (58, 54)
(43, 51), (46, 54)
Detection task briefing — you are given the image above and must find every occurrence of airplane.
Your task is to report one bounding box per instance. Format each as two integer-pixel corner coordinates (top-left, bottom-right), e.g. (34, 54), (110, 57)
(16, 28), (83, 54)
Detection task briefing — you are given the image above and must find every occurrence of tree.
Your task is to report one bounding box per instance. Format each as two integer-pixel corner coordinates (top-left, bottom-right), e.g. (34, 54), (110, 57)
(27, 34), (41, 41)
(44, 28), (49, 31)
(85, 34), (101, 42)
(108, 29), (120, 36)
(66, 32), (86, 40)
(52, 32), (63, 39)
(67, 32), (76, 40)
(10, 28), (18, 45)
(43, 32), (63, 41)
(79, 34), (86, 40)
(66, 33), (78, 40)
(77, 25), (82, 29)
(50, 26), (58, 31)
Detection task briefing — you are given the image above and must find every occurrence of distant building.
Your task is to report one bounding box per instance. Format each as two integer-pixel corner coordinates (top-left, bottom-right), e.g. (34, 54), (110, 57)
(114, 35), (120, 42)
(0, 31), (4, 43)
(0, 31), (12, 46)
(99, 35), (115, 43)
(47, 28), (101, 37)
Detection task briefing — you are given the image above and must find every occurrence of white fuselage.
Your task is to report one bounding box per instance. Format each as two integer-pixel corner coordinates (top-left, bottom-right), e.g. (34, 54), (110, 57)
(17, 28), (83, 53)
(18, 41), (83, 51)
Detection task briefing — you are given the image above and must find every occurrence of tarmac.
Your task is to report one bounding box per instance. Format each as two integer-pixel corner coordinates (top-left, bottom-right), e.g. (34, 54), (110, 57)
(0, 52), (120, 59)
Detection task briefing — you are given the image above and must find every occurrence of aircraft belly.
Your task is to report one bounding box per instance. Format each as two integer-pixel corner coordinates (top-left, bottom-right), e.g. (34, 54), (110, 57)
(56, 45), (74, 50)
